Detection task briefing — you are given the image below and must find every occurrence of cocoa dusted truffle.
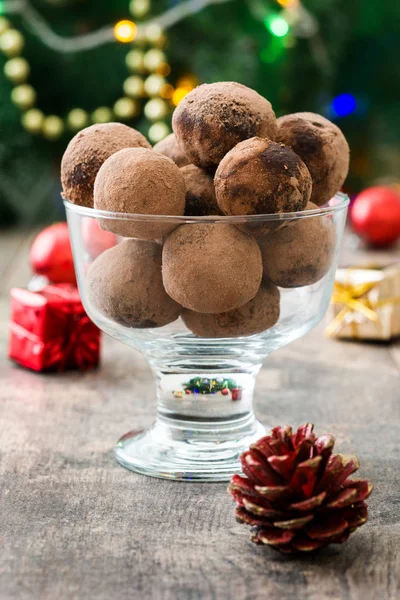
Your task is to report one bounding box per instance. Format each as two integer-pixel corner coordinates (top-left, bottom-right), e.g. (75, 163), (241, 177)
(94, 147), (186, 239)
(153, 133), (190, 167)
(182, 280), (280, 338)
(172, 82), (277, 169)
(260, 202), (337, 288)
(162, 223), (262, 313)
(276, 112), (350, 206)
(181, 164), (221, 216)
(87, 239), (180, 328)
(61, 122), (151, 208)
(215, 137), (312, 217)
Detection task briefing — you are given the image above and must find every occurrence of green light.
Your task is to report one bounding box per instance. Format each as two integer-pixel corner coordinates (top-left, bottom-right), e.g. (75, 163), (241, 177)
(265, 14), (289, 37)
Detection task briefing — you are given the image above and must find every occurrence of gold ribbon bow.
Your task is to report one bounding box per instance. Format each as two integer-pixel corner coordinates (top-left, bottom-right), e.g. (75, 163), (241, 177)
(325, 272), (400, 338)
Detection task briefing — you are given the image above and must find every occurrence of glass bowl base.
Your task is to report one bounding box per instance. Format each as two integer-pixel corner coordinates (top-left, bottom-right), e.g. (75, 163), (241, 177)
(114, 416), (266, 482)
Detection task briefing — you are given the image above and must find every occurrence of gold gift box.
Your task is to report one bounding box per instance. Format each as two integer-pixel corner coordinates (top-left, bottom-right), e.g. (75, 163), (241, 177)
(326, 264), (400, 341)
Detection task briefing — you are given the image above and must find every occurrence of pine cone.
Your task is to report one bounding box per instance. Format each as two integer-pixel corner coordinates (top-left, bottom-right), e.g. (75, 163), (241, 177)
(228, 423), (373, 553)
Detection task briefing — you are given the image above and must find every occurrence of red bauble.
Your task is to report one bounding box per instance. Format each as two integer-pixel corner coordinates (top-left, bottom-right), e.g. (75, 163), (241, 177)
(30, 223), (76, 284)
(221, 388), (229, 396)
(351, 186), (400, 246)
(81, 218), (118, 258)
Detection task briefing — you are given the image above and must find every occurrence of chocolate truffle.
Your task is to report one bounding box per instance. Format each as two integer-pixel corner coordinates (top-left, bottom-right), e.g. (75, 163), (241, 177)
(276, 112), (350, 206)
(181, 164), (221, 216)
(162, 223), (262, 313)
(182, 280), (280, 338)
(260, 202), (337, 288)
(87, 239), (180, 328)
(61, 122), (151, 208)
(153, 133), (190, 167)
(94, 147), (186, 239)
(172, 82), (277, 169)
(215, 137), (312, 219)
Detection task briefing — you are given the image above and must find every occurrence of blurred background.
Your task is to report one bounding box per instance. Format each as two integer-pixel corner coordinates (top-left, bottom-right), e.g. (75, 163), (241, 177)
(0, 0), (399, 228)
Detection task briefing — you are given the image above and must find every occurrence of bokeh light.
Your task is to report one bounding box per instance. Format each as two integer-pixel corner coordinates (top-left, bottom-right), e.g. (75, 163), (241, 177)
(172, 87), (190, 106)
(114, 20), (137, 43)
(265, 14), (289, 37)
(160, 83), (174, 99)
(171, 75), (198, 106)
(331, 93), (357, 117)
(277, 0), (299, 7)
(156, 62), (171, 77)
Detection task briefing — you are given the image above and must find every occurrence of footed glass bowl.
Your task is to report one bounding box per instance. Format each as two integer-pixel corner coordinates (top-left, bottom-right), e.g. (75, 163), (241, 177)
(65, 193), (348, 482)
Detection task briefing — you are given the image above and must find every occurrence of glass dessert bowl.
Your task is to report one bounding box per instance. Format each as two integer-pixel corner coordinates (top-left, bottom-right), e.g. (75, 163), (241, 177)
(65, 192), (349, 482)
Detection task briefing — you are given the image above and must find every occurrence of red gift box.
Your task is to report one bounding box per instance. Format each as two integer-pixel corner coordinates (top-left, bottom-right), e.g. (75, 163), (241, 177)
(231, 388), (242, 401)
(8, 284), (100, 372)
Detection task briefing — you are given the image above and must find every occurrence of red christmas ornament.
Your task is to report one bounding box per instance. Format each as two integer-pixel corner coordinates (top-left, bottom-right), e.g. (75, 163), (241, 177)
(81, 217), (118, 258)
(351, 186), (400, 247)
(221, 388), (229, 396)
(30, 223), (76, 284)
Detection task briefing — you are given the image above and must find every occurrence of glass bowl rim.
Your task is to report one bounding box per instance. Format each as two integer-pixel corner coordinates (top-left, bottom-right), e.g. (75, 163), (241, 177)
(64, 191), (349, 224)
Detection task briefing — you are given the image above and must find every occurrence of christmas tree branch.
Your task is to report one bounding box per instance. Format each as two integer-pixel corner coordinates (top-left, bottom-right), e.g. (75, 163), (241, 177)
(1, 0), (237, 54)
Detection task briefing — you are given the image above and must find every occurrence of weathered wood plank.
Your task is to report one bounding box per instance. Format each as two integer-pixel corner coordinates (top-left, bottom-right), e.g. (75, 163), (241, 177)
(390, 344), (400, 372)
(0, 230), (399, 600)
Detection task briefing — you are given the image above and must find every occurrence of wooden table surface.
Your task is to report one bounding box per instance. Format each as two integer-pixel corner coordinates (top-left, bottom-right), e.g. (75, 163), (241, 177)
(1, 229), (399, 600)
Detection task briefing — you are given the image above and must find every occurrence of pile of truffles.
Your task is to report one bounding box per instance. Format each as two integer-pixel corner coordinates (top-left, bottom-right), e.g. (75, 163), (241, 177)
(61, 81), (349, 338)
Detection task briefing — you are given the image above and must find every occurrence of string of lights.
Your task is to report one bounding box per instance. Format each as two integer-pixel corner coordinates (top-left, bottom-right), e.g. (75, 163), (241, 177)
(0, 0), (355, 143)
(0, 0), (211, 143)
(1, 0), (330, 79)
(0, 0), (234, 54)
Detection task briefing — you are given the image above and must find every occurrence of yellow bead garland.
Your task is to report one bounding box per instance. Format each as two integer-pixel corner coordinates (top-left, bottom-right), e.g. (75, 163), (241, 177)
(0, 0), (198, 142)
(0, 29), (24, 56)
(42, 115), (64, 140)
(91, 107), (113, 123)
(148, 121), (170, 143)
(144, 74), (165, 96)
(21, 108), (44, 134)
(114, 97), (139, 119)
(144, 97), (168, 121)
(123, 75), (145, 98)
(11, 84), (36, 110)
(67, 108), (89, 131)
(130, 0), (150, 18)
(4, 57), (30, 83)
(143, 48), (166, 71)
(126, 48), (146, 73)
